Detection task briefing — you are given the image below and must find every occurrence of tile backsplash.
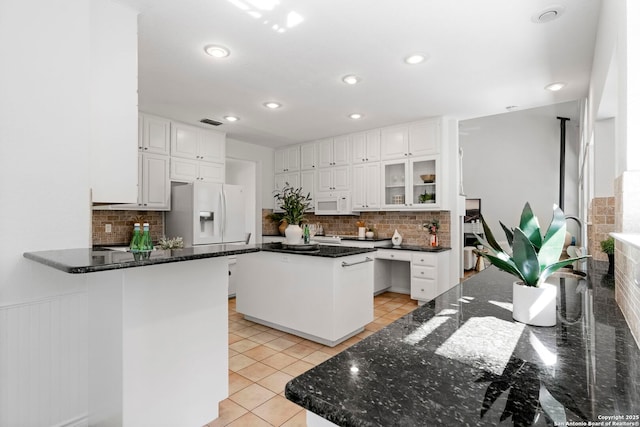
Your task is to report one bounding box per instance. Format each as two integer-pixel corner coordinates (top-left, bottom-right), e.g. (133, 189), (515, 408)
(92, 210), (164, 246)
(262, 209), (451, 247)
(587, 196), (615, 261)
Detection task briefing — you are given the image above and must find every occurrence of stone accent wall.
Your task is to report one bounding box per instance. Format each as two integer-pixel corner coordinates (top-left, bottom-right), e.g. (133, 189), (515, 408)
(262, 209), (451, 247)
(92, 210), (164, 245)
(587, 196), (616, 261)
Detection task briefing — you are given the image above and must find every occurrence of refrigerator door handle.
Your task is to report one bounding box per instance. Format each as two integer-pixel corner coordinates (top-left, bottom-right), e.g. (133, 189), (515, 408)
(221, 188), (227, 238)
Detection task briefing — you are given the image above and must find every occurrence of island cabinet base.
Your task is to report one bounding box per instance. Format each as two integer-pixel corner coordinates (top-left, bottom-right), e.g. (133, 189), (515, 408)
(87, 258), (229, 427)
(235, 251), (374, 347)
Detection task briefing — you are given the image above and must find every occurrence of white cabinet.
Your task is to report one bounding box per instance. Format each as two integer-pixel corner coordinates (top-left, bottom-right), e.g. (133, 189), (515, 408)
(171, 122), (225, 163)
(317, 166), (349, 192)
(410, 252), (450, 302)
(170, 122), (225, 183)
(170, 157), (224, 183)
(381, 119), (440, 160)
(139, 113), (170, 155)
(381, 156), (442, 209)
(352, 130), (381, 163)
(275, 145), (300, 173)
(352, 163), (380, 210)
(139, 152), (171, 209)
(300, 143), (317, 170)
(301, 170), (315, 210)
(318, 136), (350, 167)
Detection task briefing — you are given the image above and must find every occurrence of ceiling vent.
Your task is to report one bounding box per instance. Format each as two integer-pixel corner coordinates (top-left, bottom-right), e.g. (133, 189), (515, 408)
(531, 6), (565, 23)
(200, 118), (223, 126)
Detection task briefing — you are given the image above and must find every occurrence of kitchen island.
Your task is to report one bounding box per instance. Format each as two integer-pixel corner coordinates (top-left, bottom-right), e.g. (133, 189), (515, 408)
(24, 244), (259, 427)
(286, 262), (640, 426)
(235, 243), (377, 346)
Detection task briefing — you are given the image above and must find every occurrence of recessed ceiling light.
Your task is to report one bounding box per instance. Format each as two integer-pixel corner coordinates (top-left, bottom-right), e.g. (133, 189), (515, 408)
(404, 54), (427, 65)
(223, 115), (239, 122)
(545, 82), (566, 92)
(204, 45), (230, 58)
(532, 6), (565, 23)
(342, 75), (361, 85)
(263, 102), (281, 109)
(349, 113), (363, 120)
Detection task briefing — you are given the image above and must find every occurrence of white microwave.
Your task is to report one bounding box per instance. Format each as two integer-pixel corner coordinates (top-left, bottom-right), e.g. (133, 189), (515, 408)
(314, 191), (357, 215)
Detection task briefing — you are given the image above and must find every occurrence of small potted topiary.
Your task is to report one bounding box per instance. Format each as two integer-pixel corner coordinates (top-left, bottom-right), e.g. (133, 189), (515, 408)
(600, 237), (615, 275)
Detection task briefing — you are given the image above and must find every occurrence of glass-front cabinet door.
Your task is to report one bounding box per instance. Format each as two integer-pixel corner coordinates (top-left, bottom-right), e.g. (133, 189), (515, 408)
(381, 155), (441, 209)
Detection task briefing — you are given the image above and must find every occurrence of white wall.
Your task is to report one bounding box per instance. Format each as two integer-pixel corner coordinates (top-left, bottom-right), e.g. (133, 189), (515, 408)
(226, 138), (275, 209)
(0, 1), (136, 425)
(460, 102), (581, 242)
(594, 118), (616, 197)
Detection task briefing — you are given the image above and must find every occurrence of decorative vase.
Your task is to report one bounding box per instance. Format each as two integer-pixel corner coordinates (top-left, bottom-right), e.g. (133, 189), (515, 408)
(285, 224), (303, 244)
(392, 229), (402, 246)
(512, 281), (557, 327)
(278, 220), (288, 236)
(365, 231), (374, 239)
(607, 253), (614, 275)
(430, 234), (438, 247)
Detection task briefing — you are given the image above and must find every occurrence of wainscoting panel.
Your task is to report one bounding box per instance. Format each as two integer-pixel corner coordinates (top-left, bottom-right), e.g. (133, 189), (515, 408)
(0, 291), (88, 427)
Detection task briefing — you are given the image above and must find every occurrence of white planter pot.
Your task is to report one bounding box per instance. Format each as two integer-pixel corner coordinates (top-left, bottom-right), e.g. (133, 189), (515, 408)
(512, 281), (557, 327)
(285, 224), (303, 245)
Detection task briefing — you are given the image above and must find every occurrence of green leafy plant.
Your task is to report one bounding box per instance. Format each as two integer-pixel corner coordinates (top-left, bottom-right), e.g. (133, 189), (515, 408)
(474, 203), (589, 287)
(273, 183), (312, 226)
(600, 237), (615, 255)
(418, 192), (434, 203)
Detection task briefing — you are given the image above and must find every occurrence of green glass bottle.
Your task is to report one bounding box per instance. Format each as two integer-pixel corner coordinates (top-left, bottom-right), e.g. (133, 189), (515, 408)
(303, 224), (310, 244)
(141, 223), (153, 251)
(129, 223), (141, 252)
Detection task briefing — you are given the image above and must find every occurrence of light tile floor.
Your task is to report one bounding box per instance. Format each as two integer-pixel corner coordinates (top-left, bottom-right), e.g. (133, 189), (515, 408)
(205, 292), (418, 427)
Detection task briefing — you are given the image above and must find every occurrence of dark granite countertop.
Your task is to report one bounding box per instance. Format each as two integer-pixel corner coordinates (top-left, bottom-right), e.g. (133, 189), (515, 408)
(260, 243), (377, 258)
(23, 244), (260, 274)
(286, 261), (640, 426)
(385, 244), (451, 253)
(338, 236), (393, 242)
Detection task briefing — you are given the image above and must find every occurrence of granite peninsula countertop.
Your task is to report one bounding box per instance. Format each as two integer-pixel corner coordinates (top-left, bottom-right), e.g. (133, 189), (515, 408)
(384, 244), (451, 253)
(285, 261), (640, 426)
(260, 243), (377, 258)
(23, 244), (260, 274)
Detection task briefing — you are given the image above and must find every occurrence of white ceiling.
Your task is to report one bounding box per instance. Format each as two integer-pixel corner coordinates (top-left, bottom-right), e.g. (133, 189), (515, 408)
(122, 0), (601, 148)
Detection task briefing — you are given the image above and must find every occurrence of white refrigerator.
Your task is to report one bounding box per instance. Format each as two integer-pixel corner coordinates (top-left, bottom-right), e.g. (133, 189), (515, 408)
(166, 182), (246, 246)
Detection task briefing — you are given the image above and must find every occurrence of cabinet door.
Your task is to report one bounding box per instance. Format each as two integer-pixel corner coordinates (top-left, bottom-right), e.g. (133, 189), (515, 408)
(411, 277), (439, 301)
(300, 170), (315, 211)
(141, 153), (170, 209)
(409, 119), (440, 157)
(199, 130), (225, 163)
(317, 139), (334, 167)
(300, 143), (317, 170)
(410, 156), (440, 209)
(142, 114), (170, 155)
(332, 166), (350, 191)
(171, 123), (199, 159)
(199, 162), (225, 183)
(364, 163), (380, 208)
(382, 160), (409, 208)
(381, 125), (409, 160)
(332, 136), (350, 166)
(274, 148), (287, 173)
(316, 169), (333, 191)
(352, 165), (366, 209)
(351, 133), (366, 163)
(286, 145), (300, 172)
(365, 130), (381, 162)
(170, 157), (198, 182)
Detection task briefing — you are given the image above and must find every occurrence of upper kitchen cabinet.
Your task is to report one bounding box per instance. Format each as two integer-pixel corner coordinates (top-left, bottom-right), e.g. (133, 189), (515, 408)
(317, 136), (350, 167)
(381, 119), (441, 160)
(317, 166), (349, 192)
(171, 122), (225, 163)
(352, 162), (381, 210)
(170, 158), (224, 183)
(275, 145), (301, 173)
(139, 152), (171, 209)
(139, 113), (170, 155)
(89, 0), (138, 204)
(351, 130), (381, 163)
(381, 156), (442, 210)
(300, 143), (317, 170)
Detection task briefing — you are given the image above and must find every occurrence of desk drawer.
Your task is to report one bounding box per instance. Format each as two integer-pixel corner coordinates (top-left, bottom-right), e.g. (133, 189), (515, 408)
(411, 277), (438, 301)
(376, 249), (411, 262)
(412, 265), (436, 280)
(411, 252), (437, 267)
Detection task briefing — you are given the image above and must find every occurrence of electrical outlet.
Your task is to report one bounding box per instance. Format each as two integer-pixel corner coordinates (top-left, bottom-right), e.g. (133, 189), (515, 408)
(105, 224), (112, 233)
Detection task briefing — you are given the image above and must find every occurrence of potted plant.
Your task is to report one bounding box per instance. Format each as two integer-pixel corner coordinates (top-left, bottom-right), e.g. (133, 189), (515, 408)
(266, 212), (287, 236)
(273, 183), (312, 244)
(474, 203), (589, 326)
(600, 237), (615, 274)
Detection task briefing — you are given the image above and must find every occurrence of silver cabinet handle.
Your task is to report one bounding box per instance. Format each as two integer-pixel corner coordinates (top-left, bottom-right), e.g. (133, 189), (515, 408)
(341, 257), (373, 267)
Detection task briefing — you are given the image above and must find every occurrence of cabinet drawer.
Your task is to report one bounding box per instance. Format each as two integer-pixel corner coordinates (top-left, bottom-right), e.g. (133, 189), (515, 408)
(411, 252), (437, 266)
(412, 265), (436, 280)
(376, 249), (411, 262)
(411, 277), (438, 301)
